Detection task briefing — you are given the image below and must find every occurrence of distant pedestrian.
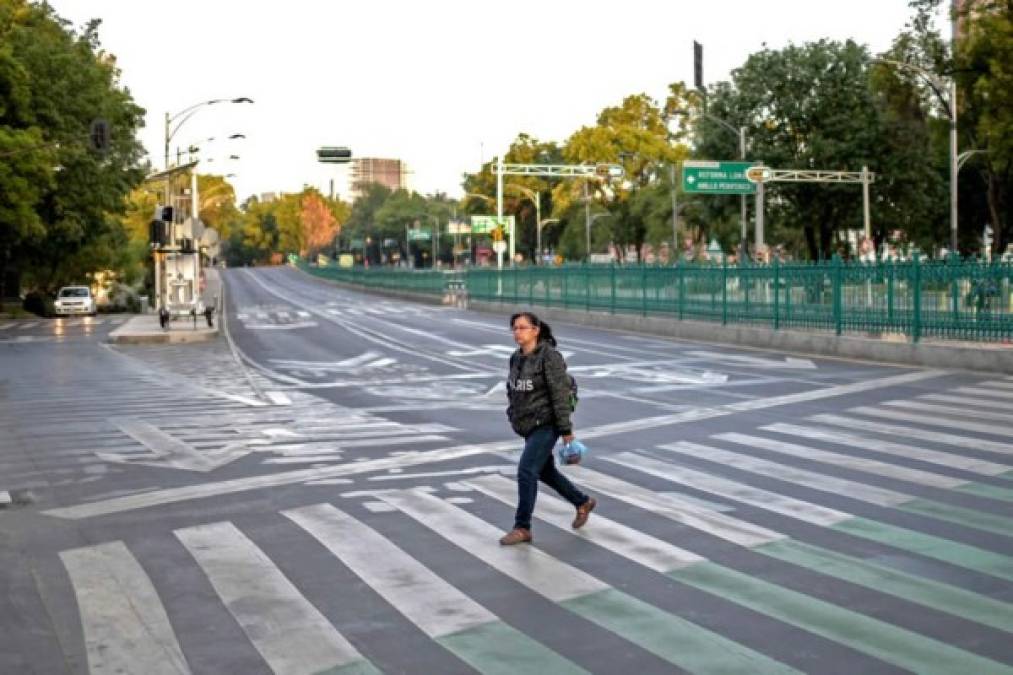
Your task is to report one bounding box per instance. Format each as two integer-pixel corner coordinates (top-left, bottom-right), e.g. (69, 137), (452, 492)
(500, 311), (595, 545)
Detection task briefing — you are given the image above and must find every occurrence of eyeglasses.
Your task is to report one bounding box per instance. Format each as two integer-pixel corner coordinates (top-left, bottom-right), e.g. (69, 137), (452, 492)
(511, 325), (535, 332)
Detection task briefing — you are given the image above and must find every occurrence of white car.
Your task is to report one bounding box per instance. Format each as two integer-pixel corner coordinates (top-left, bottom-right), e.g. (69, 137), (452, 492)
(54, 286), (96, 316)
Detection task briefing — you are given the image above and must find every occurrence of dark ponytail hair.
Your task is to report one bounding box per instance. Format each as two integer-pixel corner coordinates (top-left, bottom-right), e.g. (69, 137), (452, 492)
(510, 311), (557, 347)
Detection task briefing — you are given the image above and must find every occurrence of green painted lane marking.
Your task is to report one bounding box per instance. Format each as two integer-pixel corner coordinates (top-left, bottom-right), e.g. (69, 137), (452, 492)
(954, 482), (1013, 502)
(562, 588), (800, 675)
(757, 539), (1013, 633)
(670, 562), (1013, 675)
(438, 621), (588, 675)
(900, 499), (1013, 536)
(834, 517), (1013, 582)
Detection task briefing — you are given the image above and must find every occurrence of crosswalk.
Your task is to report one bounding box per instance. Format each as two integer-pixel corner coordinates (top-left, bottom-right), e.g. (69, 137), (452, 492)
(0, 316), (130, 331)
(50, 377), (1013, 673)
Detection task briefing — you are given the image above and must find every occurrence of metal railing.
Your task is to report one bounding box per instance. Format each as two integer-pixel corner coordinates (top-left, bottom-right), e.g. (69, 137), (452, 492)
(299, 257), (1013, 343)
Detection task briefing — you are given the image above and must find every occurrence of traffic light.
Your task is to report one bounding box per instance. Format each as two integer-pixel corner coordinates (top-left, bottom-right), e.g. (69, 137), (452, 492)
(316, 146), (352, 163)
(149, 219), (167, 246)
(89, 119), (109, 152)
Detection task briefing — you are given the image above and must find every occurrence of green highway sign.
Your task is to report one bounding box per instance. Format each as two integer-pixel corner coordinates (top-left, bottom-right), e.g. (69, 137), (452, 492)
(408, 228), (431, 241)
(470, 215), (515, 234)
(682, 160), (756, 194)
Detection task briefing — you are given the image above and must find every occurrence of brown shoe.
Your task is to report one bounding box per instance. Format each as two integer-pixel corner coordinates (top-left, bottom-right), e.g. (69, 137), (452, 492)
(572, 497), (596, 529)
(499, 528), (532, 545)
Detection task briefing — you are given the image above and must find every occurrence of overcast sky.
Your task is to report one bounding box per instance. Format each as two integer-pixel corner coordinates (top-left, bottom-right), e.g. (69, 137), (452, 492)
(50, 1), (923, 202)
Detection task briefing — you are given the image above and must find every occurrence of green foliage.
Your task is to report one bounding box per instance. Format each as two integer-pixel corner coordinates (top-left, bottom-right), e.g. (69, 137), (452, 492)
(0, 0), (146, 299)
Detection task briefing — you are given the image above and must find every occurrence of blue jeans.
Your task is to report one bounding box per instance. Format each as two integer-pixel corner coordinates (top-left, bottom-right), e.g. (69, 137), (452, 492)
(514, 425), (589, 530)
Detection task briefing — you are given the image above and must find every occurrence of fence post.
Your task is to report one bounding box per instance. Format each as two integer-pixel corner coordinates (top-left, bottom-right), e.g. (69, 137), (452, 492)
(678, 261), (685, 321)
(642, 265), (648, 317)
(887, 260), (895, 326)
(610, 263), (616, 314)
(949, 252), (960, 334)
(773, 258), (780, 330)
(912, 252), (922, 343)
(721, 259), (728, 325)
(585, 264), (591, 311)
(833, 254), (843, 336)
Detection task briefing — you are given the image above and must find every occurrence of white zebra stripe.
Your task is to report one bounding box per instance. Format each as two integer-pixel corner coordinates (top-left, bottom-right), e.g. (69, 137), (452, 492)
(920, 393), (1013, 412)
(658, 441), (911, 507)
(955, 386), (1013, 401)
(566, 466), (783, 547)
(284, 503), (497, 637)
(716, 432), (967, 489)
(810, 414), (1013, 455)
(60, 541), (190, 675)
(464, 474), (705, 572)
(763, 423), (1012, 476)
(884, 399), (1013, 424)
(175, 522), (368, 674)
(850, 405), (1013, 439)
(606, 452), (852, 526)
(377, 490), (609, 602)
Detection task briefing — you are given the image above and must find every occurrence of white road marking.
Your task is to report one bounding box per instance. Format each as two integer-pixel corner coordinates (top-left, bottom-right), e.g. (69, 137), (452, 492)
(686, 350), (817, 369)
(567, 466), (783, 546)
(884, 399), (1013, 424)
(175, 522), (368, 673)
(850, 405), (1013, 438)
(716, 432), (968, 489)
(18, 321), (38, 329)
(43, 370), (944, 520)
(921, 393), (1013, 412)
(955, 386), (1013, 401)
(465, 474), (705, 572)
(608, 452), (852, 526)
(264, 391), (291, 406)
(102, 419), (252, 472)
(60, 541), (190, 675)
(377, 490), (609, 602)
(284, 503), (498, 637)
(659, 441), (911, 507)
(763, 423), (1012, 476)
(810, 414), (1013, 455)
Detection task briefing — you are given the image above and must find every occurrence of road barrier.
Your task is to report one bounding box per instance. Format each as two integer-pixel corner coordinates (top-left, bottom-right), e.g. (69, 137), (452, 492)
(300, 256), (1013, 344)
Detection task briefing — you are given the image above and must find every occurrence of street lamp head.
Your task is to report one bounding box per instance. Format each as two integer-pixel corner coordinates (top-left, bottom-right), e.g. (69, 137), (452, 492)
(228, 133), (246, 139)
(231, 97), (254, 104)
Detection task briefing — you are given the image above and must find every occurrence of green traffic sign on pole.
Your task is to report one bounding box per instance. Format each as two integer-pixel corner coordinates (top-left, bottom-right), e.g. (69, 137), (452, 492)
(470, 215), (515, 234)
(682, 160), (756, 194)
(408, 228), (432, 241)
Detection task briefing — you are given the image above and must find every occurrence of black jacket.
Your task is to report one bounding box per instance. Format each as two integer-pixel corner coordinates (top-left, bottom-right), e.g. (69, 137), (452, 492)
(506, 342), (573, 438)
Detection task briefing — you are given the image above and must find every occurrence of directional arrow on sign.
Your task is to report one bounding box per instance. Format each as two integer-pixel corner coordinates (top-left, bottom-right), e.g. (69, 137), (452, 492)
(686, 350), (817, 370)
(99, 419), (260, 472)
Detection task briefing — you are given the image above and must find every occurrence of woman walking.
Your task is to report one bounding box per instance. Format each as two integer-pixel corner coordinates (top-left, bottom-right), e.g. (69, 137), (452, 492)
(500, 311), (595, 545)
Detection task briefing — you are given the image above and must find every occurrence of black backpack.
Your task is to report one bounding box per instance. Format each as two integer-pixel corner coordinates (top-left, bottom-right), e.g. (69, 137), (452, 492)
(567, 373), (579, 412)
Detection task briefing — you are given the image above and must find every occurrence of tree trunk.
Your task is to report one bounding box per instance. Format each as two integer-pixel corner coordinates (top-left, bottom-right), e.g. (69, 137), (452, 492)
(804, 225), (818, 261)
(986, 168), (1009, 256)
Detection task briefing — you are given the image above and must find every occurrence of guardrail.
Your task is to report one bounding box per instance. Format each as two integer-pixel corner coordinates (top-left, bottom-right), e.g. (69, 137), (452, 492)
(299, 256), (1013, 344)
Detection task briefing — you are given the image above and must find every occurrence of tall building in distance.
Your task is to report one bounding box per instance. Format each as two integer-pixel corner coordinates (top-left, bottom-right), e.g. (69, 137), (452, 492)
(350, 158), (408, 200)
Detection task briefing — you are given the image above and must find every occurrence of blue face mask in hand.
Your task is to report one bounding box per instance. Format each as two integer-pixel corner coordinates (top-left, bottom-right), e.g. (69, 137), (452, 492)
(557, 439), (588, 465)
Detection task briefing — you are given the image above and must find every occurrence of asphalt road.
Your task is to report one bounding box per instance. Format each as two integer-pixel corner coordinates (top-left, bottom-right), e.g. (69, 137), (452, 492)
(1, 266), (1012, 674)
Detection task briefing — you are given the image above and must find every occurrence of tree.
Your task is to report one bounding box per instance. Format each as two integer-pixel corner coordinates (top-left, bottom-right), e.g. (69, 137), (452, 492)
(0, 0), (146, 303)
(956, 0), (1013, 255)
(558, 93), (686, 261)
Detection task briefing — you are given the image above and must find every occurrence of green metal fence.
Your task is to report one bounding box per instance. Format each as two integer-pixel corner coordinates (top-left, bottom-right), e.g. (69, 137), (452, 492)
(299, 257), (1013, 343)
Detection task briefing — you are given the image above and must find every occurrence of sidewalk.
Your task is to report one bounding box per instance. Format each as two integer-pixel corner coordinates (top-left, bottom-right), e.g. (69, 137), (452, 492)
(107, 267), (222, 345)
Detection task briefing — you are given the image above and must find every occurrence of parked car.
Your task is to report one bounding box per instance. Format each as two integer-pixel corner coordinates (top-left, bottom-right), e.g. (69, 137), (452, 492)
(53, 286), (96, 316)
